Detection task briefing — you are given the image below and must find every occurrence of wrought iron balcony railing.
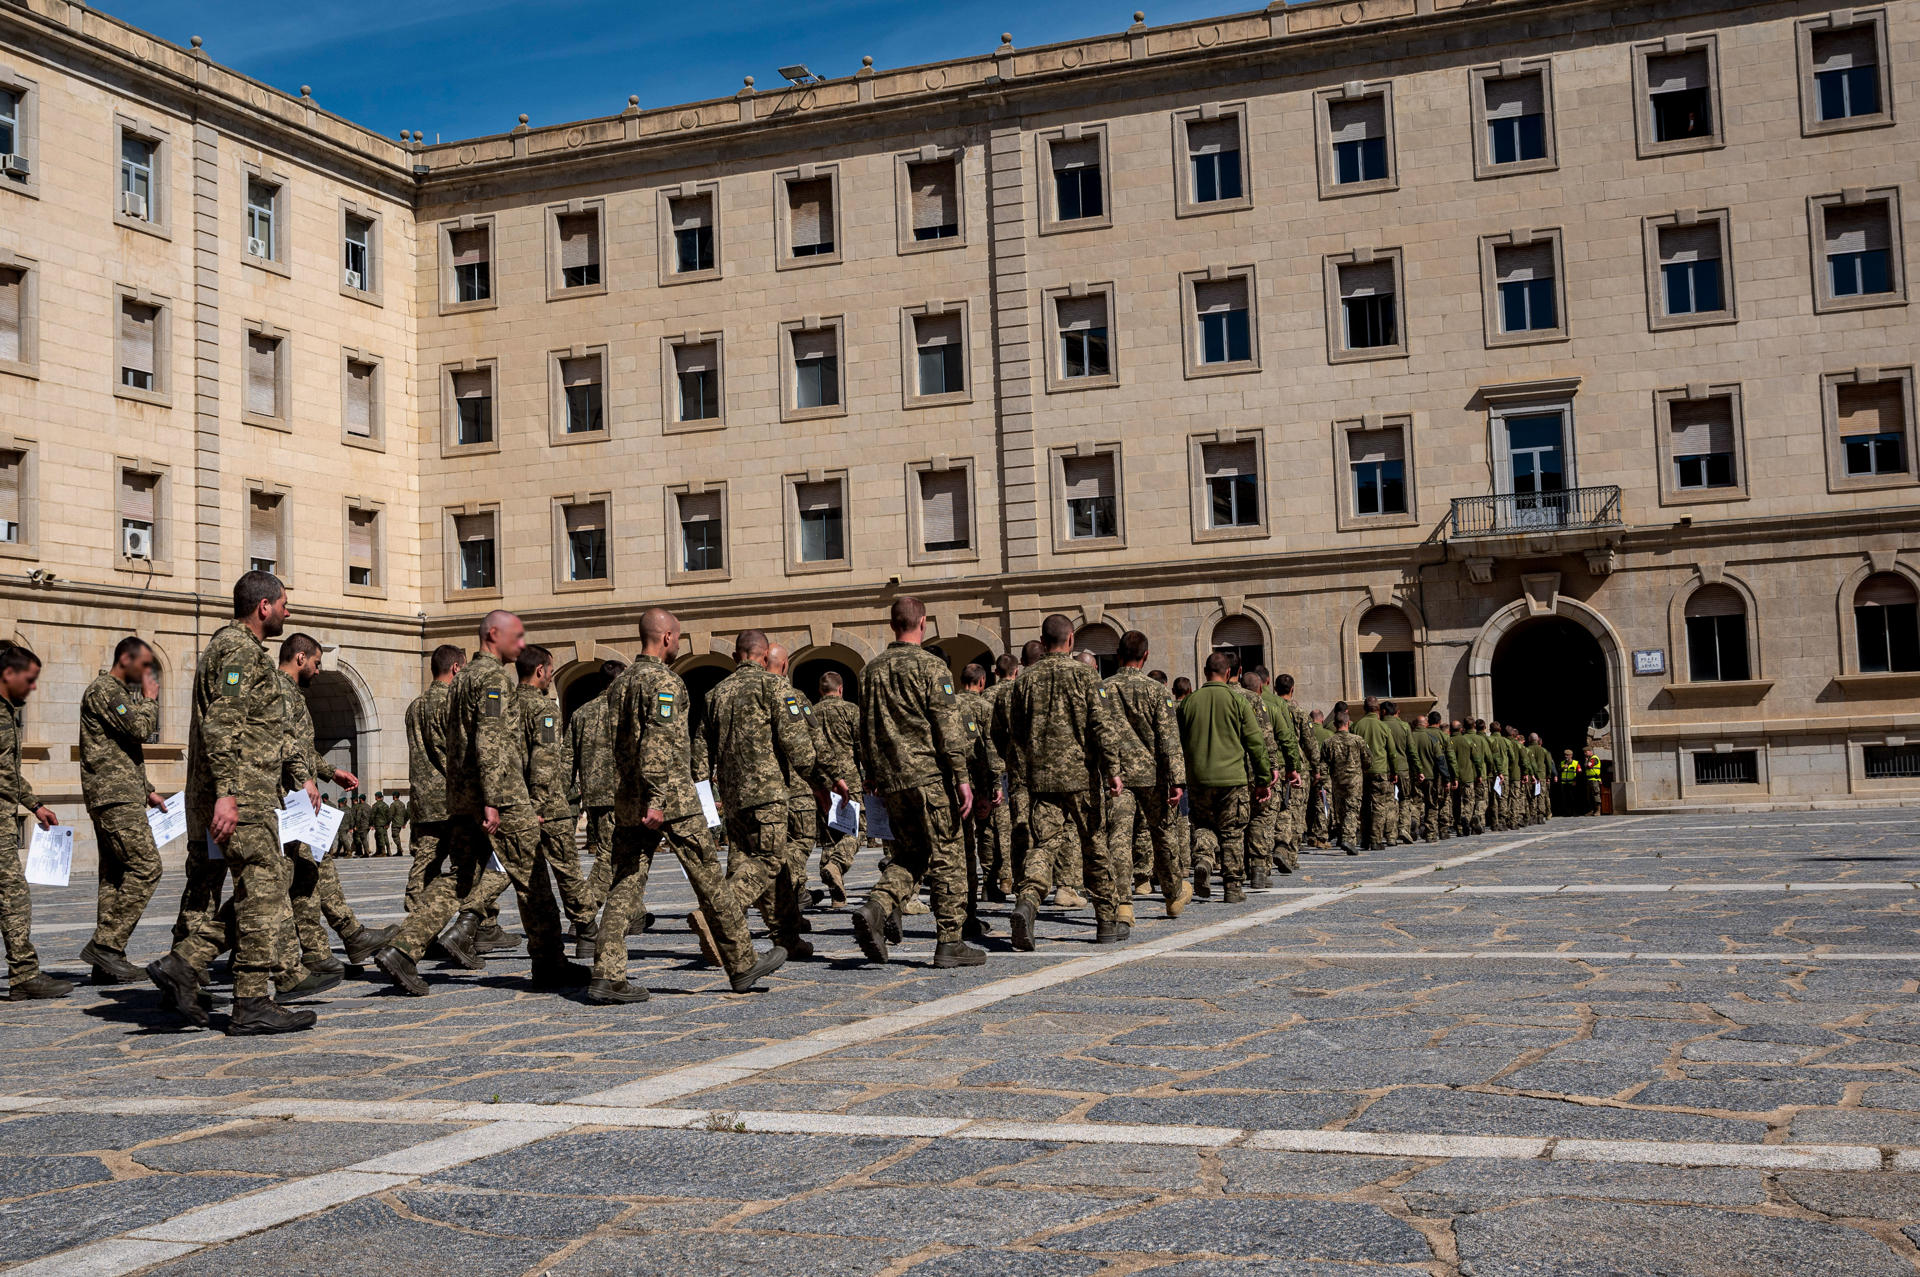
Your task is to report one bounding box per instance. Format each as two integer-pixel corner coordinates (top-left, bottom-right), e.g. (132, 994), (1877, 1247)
(1447, 485), (1622, 539)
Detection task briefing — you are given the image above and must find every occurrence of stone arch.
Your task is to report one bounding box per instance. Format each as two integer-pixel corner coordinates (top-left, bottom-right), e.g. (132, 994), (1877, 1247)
(1073, 621), (1121, 677)
(1192, 605), (1274, 678)
(924, 636), (991, 681)
(827, 626), (879, 665)
(1339, 587), (1430, 702)
(672, 652), (734, 736)
(1467, 593), (1631, 788)
(1836, 558), (1920, 675)
(305, 660), (374, 797)
(555, 658), (619, 722)
(1665, 568), (1763, 683)
(938, 616), (1005, 659)
(789, 641), (867, 703)
(141, 635), (178, 743)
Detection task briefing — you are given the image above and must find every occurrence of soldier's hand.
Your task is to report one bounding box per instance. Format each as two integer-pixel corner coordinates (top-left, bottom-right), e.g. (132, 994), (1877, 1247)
(957, 782), (974, 820)
(146, 791), (167, 811)
(211, 795), (239, 842)
(1288, 771), (1302, 788)
(334, 770), (359, 792)
(141, 670), (160, 700)
(304, 780), (321, 814)
(1254, 783), (1273, 803)
(831, 778), (850, 800)
(1168, 785), (1184, 805)
(482, 805), (500, 835)
(30, 804), (56, 830)
(1107, 775), (1123, 797)
(642, 807), (666, 831)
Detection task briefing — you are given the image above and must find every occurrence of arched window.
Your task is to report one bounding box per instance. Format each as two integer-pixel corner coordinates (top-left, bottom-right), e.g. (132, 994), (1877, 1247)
(1856, 573), (1920, 673)
(1211, 615), (1264, 675)
(1684, 585), (1749, 682)
(1075, 624), (1119, 678)
(1358, 606), (1415, 697)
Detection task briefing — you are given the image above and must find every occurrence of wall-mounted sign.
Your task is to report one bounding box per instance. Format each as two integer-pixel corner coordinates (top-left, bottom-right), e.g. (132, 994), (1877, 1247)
(1632, 648), (1666, 676)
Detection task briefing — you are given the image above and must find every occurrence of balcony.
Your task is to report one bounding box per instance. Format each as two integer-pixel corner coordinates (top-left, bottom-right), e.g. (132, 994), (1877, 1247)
(1448, 485), (1622, 540)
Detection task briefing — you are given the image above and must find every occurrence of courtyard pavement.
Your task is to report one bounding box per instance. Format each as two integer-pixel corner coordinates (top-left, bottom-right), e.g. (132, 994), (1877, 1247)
(2, 810), (1919, 1274)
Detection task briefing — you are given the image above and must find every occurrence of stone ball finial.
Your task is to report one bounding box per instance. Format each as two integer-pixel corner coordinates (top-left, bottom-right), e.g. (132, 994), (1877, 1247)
(744, 75), (755, 88)
(862, 55), (873, 67)
(1000, 32), (1013, 45)
(300, 84), (312, 98)
(628, 94), (639, 106)
(411, 130), (422, 142)
(189, 35), (203, 48)
(518, 113), (529, 124)
(1134, 10), (1145, 22)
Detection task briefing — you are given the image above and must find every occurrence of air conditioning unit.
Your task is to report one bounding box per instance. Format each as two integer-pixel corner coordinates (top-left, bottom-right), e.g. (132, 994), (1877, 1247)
(121, 190), (148, 220)
(343, 268), (363, 290)
(247, 236), (267, 257)
(122, 524), (152, 560)
(0, 520), (17, 544)
(0, 154), (27, 177)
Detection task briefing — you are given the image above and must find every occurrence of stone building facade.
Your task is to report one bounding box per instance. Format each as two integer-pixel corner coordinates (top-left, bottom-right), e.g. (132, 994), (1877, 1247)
(0, 0), (1915, 867)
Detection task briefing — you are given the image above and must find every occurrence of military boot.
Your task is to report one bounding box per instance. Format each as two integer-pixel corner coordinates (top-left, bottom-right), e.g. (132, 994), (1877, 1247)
(274, 969), (341, 1003)
(933, 941), (985, 968)
(884, 903), (904, 944)
(529, 957), (592, 990)
(962, 913), (993, 941)
(436, 911), (485, 971)
(340, 923), (398, 967)
(728, 945), (787, 993)
(1094, 920), (1131, 945)
(302, 951), (345, 977)
(1117, 903), (1135, 926)
(79, 941), (143, 985)
(574, 918), (600, 965)
(821, 862), (847, 906)
(227, 996), (316, 1036)
(1339, 840), (1359, 855)
(1223, 884), (1247, 904)
(851, 897), (890, 962)
(146, 954), (208, 1026)
(1192, 864), (1212, 899)
(9, 972), (74, 1001)
(373, 946), (429, 996)
(1009, 900), (1037, 952)
(473, 921), (520, 953)
(1165, 881), (1193, 918)
(627, 911), (656, 936)
(584, 978), (648, 1004)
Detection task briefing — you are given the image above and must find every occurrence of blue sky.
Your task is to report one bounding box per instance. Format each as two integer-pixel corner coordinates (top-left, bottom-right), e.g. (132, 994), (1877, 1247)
(99, 0), (1257, 142)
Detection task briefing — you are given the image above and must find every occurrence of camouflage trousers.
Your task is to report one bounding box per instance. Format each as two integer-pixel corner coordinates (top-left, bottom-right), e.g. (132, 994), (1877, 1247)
(596, 817), (756, 982)
(1586, 779), (1603, 814)
(173, 821), (293, 1000)
(1106, 784), (1185, 899)
(868, 782), (966, 945)
(89, 802), (163, 955)
(1305, 776), (1329, 844)
(1420, 778), (1452, 841)
(1397, 776), (1421, 844)
(393, 818), (565, 966)
(1048, 788), (1086, 893)
(982, 784), (1013, 889)
(405, 820), (447, 913)
(1242, 788), (1277, 877)
(724, 800), (802, 944)
(373, 828), (391, 856)
(1188, 784), (1250, 888)
(1021, 788), (1115, 923)
(1, 817), (39, 982)
(1363, 774), (1396, 849)
(536, 819), (596, 931)
(1329, 774), (1363, 846)
(786, 791), (818, 898)
(583, 806), (617, 913)
(822, 828), (861, 879)
(1273, 784), (1304, 870)
(289, 841), (360, 960)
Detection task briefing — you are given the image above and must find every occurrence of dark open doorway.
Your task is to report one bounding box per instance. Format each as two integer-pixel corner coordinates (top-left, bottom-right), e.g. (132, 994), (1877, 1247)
(792, 656), (858, 705)
(559, 669), (614, 724)
(1491, 616), (1609, 760)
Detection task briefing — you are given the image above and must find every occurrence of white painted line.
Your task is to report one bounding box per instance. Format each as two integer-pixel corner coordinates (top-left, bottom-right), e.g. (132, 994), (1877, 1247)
(54, 1097), (231, 1117)
(728, 1111), (969, 1139)
(229, 1099), (467, 1122)
(126, 1170), (414, 1244)
(1890, 1150), (1920, 1173)
(0, 1095), (56, 1112)
(1246, 1129), (1549, 1160)
(957, 1120), (1242, 1148)
(348, 1120), (571, 1175)
(1553, 1139), (1881, 1173)
(3, 1238), (202, 1277)
(438, 1102), (708, 1128)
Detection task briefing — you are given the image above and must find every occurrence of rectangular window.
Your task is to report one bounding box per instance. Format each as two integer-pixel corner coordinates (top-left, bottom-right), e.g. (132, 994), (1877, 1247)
(1339, 261), (1397, 351)
(555, 212), (601, 290)
(1361, 651), (1416, 699)
(1858, 598), (1920, 673)
(449, 228), (490, 303)
(451, 368), (493, 446)
(787, 177), (835, 258)
(344, 358), (376, 439)
(0, 89), (15, 160)
(118, 469), (158, 559)
(679, 491), (723, 574)
(1186, 118), (1242, 204)
(1350, 427), (1407, 516)
(795, 479), (844, 562)
(247, 491), (282, 575)
(1057, 295), (1110, 380)
(346, 507), (378, 588)
(1051, 138), (1103, 222)
(791, 328), (839, 409)
(1813, 25), (1880, 121)
(118, 298), (159, 391)
(908, 157), (959, 241)
(454, 513), (496, 591)
(1195, 278), (1251, 365)
(564, 502), (607, 581)
(1686, 613), (1750, 682)
(1826, 201), (1894, 298)
(918, 468), (971, 553)
(1062, 453), (1117, 540)
(1838, 380), (1908, 478)
(1202, 441), (1259, 529)
(559, 355), (603, 434)
(0, 267), (21, 365)
(670, 193), (716, 274)
(245, 177), (276, 260)
(119, 135), (154, 219)
(1484, 74), (1547, 164)
(1328, 98), (1388, 185)
(1694, 750), (1759, 785)
(1864, 743), (1920, 779)
(1496, 242), (1557, 333)
(1659, 223), (1724, 315)
(1647, 50), (1714, 143)
(343, 214), (373, 292)
(0, 449), (23, 544)
(675, 342), (720, 422)
(913, 312), (964, 397)
(1671, 396), (1738, 489)
(245, 332), (282, 420)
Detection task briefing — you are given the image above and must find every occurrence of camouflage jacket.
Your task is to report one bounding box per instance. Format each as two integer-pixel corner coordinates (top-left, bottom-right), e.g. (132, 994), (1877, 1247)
(857, 641), (966, 794)
(370, 798), (391, 829)
(0, 696), (40, 816)
(1353, 712), (1402, 778)
(567, 693), (617, 809)
(1102, 667), (1186, 790)
(1260, 689), (1307, 777)
(695, 662), (813, 813)
(405, 682), (454, 823)
(954, 688), (1002, 792)
(350, 802), (369, 831)
(1282, 699), (1319, 776)
(79, 672), (158, 810)
(1322, 729), (1371, 778)
(274, 669), (336, 800)
(516, 684), (573, 821)
(187, 620), (298, 834)
(446, 653), (533, 829)
(998, 652), (1123, 794)
(986, 678), (1022, 787)
(394, 799), (410, 830)
(772, 671), (822, 800)
(609, 655), (697, 825)
(809, 694), (861, 791)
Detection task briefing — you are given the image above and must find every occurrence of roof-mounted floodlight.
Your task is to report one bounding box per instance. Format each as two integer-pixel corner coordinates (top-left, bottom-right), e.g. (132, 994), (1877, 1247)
(777, 64), (822, 85)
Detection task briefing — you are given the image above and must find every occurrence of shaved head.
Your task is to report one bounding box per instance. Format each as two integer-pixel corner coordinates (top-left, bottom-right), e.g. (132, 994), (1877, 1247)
(639, 608), (680, 658)
(478, 610), (525, 662)
(734, 629), (769, 660)
(889, 596), (927, 633)
(1040, 614), (1074, 651)
(766, 642), (790, 676)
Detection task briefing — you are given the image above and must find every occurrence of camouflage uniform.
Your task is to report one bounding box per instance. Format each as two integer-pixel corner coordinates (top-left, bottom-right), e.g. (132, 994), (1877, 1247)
(79, 673), (162, 959)
(1307, 721), (1333, 846)
(1386, 714), (1417, 845)
(1352, 711), (1403, 850)
(1274, 698), (1315, 869)
(275, 670), (370, 965)
(567, 692), (618, 912)
(518, 684), (594, 931)
(1257, 687), (1307, 874)
(981, 678), (1017, 891)
(810, 694), (863, 883)
(1001, 653), (1124, 924)
(0, 696), (47, 983)
(597, 655), (761, 984)
(367, 795), (389, 856)
(169, 621), (301, 1001)
(955, 688), (1001, 918)
(1322, 729), (1370, 846)
(348, 798), (369, 857)
(858, 640), (969, 944)
(404, 681), (455, 912)
(1176, 681), (1269, 890)
(1102, 667), (1187, 898)
(1233, 686), (1280, 880)
(774, 672), (827, 919)
(393, 798), (410, 848)
(1449, 728), (1482, 834)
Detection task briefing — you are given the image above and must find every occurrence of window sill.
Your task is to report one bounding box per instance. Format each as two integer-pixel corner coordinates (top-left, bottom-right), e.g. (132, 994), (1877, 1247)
(785, 558), (852, 577)
(1814, 291), (1908, 316)
(1194, 523), (1268, 544)
(1328, 344), (1409, 366)
(446, 586), (503, 604)
(1319, 177), (1398, 201)
(0, 174), (40, 200)
(776, 251), (843, 272)
(339, 283), (383, 307)
(1649, 309), (1738, 333)
(1335, 510), (1420, 533)
(906, 545), (980, 568)
(904, 390), (973, 410)
(243, 412), (291, 433)
(1039, 214), (1114, 236)
(1833, 671), (1920, 697)
(664, 418), (727, 436)
(1802, 112), (1895, 138)
(1826, 469), (1918, 495)
(114, 385), (172, 409)
(782, 403), (848, 424)
(1635, 135), (1725, 160)
(341, 433), (386, 454)
(1390, 695), (1437, 721)
(661, 268), (723, 287)
(1054, 535), (1126, 555)
(1473, 157), (1559, 181)
(551, 429), (611, 448)
(899, 234), (967, 256)
(114, 213), (171, 242)
(1658, 484), (1750, 507)
(668, 568), (731, 587)
(439, 297), (497, 317)
(0, 358), (37, 380)
(117, 556), (172, 577)
(0, 542), (38, 562)
(441, 440), (503, 460)
(243, 253), (291, 279)
(342, 582), (387, 600)
(1176, 196), (1254, 218)
(547, 281), (609, 303)
(553, 577), (613, 595)
(1659, 679), (1774, 706)
(1485, 329), (1570, 350)
(1046, 373), (1120, 394)
(1185, 358), (1261, 380)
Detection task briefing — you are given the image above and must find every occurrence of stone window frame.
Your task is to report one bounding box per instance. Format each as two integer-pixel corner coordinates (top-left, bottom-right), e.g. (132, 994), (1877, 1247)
(894, 144), (968, 255)
(1179, 264), (1262, 379)
(442, 501), (502, 602)
(242, 478), (294, 585)
(342, 498), (385, 599)
(238, 157), (292, 278)
(1641, 208), (1738, 331)
(1478, 227), (1569, 348)
(1653, 382), (1751, 507)
(1468, 57), (1558, 180)
(783, 467), (853, 577)
(660, 329), (727, 435)
(657, 179), (723, 286)
(905, 456), (980, 567)
(440, 357), (501, 459)
(0, 63), (43, 201)
(1035, 123), (1114, 236)
(1313, 80), (1398, 201)
(0, 431), (41, 562)
(1171, 102), (1253, 217)
(1837, 560), (1920, 677)
(339, 347), (384, 453)
(1047, 440), (1127, 555)
(112, 112), (172, 240)
(773, 162), (844, 271)
(1665, 570), (1765, 688)
(113, 285), (173, 408)
(240, 320), (292, 432)
(337, 198), (383, 305)
(1808, 187), (1908, 314)
(1333, 413), (1420, 532)
(544, 196), (609, 302)
(114, 455), (172, 578)
(1186, 427), (1269, 545)
(551, 490), (615, 595)
(0, 249), (39, 378)
(778, 315), (848, 423)
(1675, 739), (1771, 800)
(665, 480), (730, 586)
(900, 300), (973, 409)
(1821, 365), (1919, 494)
(436, 214), (497, 316)
(1795, 8), (1896, 138)
(1849, 733), (1920, 793)
(1322, 248), (1408, 365)
(1042, 282), (1120, 393)
(1629, 33), (1726, 159)
(547, 343), (610, 447)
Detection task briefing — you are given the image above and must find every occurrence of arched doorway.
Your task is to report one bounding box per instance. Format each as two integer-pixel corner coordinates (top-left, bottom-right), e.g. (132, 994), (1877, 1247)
(1075, 624), (1121, 678)
(304, 671), (361, 802)
(1211, 615), (1265, 676)
(790, 642), (865, 704)
(556, 661), (616, 723)
(924, 635), (990, 681)
(1490, 617), (1607, 760)
(674, 655), (734, 738)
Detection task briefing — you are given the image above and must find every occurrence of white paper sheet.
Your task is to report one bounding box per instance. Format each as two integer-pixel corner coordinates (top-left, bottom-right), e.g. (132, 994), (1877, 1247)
(146, 791), (186, 848)
(277, 791), (315, 847)
(1532, 780), (1542, 798)
(1392, 784), (1400, 801)
(694, 780), (722, 829)
(24, 824), (73, 886)
(306, 803), (345, 861)
(1493, 776), (1504, 797)
(862, 792), (892, 842)
(827, 792), (859, 837)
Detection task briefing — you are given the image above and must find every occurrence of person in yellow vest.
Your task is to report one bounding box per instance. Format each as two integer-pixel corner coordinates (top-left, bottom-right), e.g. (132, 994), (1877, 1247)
(1557, 749), (1580, 818)
(1582, 748), (1604, 815)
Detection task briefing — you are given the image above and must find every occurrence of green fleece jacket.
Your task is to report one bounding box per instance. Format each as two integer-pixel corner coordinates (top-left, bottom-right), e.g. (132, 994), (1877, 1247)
(1178, 681), (1270, 788)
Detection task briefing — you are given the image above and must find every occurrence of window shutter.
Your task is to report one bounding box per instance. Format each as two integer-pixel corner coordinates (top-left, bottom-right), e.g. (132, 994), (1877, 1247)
(1349, 427), (1405, 465)
(1660, 223), (1721, 264)
(0, 269), (19, 364)
(452, 368), (490, 402)
(1213, 615), (1261, 649)
(679, 490), (720, 527)
(1193, 278), (1246, 315)
(795, 480), (840, 514)
(1076, 624), (1119, 657)
(345, 361), (373, 436)
(560, 355), (599, 388)
(1204, 441), (1257, 479)
(347, 509), (375, 567)
(909, 159), (957, 231)
(1186, 118), (1237, 156)
(1858, 572), (1918, 608)
(915, 313), (961, 349)
(790, 327), (836, 363)
(1496, 242), (1554, 283)
(1483, 73), (1544, 119)
(1327, 98), (1381, 143)
(247, 492), (279, 564)
(454, 512), (492, 544)
(564, 502), (604, 534)
(1669, 397), (1734, 455)
(1813, 25), (1876, 72)
(787, 178), (831, 249)
(1061, 453), (1114, 501)
(1340, 261), (1395, 299)
(119, 471), (157, 523)
(1684, 584), (1745, 619)
(0, 452), (22, 526)
(448, 228), (488, 267)
(1357, 606), (1414, 653)
(558, 213), (598, 271)
(246, 334), (278, 416)
(1645, 50), (1709, 94)
(676, 341), (716, 375)
(918, 468), (968, 547)
(672, 193), (712, 231)
(1050, 137), (1099, 171)
(120, 301), (156, 376)
(1056, 295), (1106, 332)
(1836, 380), (1905, 436)
(1825, 203), (1891, 254)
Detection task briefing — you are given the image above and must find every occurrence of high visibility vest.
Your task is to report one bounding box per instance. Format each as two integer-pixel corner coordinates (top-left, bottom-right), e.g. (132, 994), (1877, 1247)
(1583, 757), (1603, 781)
(1559, 760), (1580, 782)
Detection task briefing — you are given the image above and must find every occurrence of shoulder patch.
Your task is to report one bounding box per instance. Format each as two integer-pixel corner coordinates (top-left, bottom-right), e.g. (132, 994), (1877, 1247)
(114, 702), (129, 716)
(1167, 698), (1176, 708)
(785, 696), (801, 717)
(483, 689), (503, 717)
(941, 680), (954, 699)
(656, 690), (675, 720)
(1098, 687), (1109, 699)
(222, 667), (243, 695)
